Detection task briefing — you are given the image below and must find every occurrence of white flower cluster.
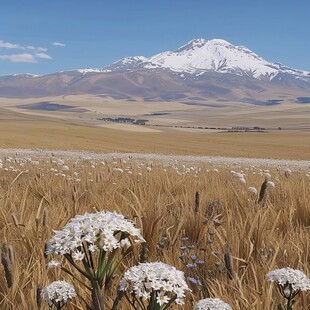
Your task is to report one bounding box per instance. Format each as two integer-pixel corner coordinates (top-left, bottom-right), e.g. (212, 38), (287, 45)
(46, 210), (145, 259)
(231, 171), (246, 184)
(41, 280), (76, 306)
(194, 297), (232, 310)
(120, 262), (190, 306)
(267, 267), (310, 292)
(248, 187), (258, 195)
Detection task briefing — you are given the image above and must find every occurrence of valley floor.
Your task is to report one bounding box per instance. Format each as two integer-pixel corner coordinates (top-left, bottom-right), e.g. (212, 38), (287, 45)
(1, 95), (309, 160)
(0, 119), (309, 160)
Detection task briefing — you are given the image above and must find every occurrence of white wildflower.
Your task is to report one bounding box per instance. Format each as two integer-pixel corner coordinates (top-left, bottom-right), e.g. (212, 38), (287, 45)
(248, 187), (258, 195)
(267, 181), (275, 188)
(239, 177), (246, 184)
(46, 210), (145, 259)
(267, 267), (310, 292)
(62, 165), (69, 171)
(88, 244), (98, 252)
(156, 292), (170, 306)
(232, 172), (244, 179)
(72, 250), (85, 261)
(194, 297), (232, 310)
(120, 262), (190, 307)
(41, 280), (76, 307)
(48, 260), (61, 268)
(264, 172), (271, 181)
(56, 159), (65, 165)
(113, 167), (123, 173)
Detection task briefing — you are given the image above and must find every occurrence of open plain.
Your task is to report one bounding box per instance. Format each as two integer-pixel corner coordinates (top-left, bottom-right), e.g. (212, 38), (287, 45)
(0, 95), (309, 160)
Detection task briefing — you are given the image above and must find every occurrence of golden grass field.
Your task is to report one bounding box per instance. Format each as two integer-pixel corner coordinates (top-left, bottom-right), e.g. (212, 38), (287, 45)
(0, 155), (310, 309)
(0, 96), (310, 160)
(1, 118), (310, 159)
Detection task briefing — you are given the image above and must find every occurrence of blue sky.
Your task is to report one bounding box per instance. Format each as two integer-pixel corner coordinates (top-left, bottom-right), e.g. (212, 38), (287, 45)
(1, 0), (309, 76)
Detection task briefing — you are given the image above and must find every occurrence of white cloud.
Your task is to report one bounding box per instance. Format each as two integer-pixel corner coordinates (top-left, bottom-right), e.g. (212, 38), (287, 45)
(0, 39), (48, 53)
(35, 52), (52, 59)
(0, 40), (24, 50)
(0, 53), (37, 63)
(52, 42), (66, 47)
(37, 46), (48, 52)
(0, 39), (52, 63)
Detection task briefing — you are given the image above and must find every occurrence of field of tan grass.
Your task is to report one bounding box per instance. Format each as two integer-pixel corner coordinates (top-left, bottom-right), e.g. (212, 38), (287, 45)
(0, 153), (310, 309)
(0, 117), (309, 160)
(1, 95), (310, 160)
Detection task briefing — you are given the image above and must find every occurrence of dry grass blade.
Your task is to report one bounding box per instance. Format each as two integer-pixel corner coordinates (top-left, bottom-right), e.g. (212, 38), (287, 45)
(11, 212), (19, 227)
(35, 197), (45, 231)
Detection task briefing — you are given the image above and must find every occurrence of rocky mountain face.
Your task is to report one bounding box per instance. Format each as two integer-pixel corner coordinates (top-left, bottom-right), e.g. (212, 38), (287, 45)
(1, 39), (310, 103)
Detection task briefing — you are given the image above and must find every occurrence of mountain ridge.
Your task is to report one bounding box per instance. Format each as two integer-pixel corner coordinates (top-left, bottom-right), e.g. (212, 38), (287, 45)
(1, 38), (310, 102)
(106, 38), (309, 82)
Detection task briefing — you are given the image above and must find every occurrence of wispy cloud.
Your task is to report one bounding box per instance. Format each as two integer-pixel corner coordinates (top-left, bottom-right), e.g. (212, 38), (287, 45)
(0, 40), (24, 50)
(52, 42), (66, 47)
(0, 53), (37, 63)
(0, 39), (51, 63)
(35, 52), (52, 59)
(37, 46), (48, 52)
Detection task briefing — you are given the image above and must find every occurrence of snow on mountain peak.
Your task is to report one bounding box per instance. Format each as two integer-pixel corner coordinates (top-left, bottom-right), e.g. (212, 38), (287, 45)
(12, 73), (40, 78)
(177, 38), (207, 51)
(143, 38), (277, 78)
(176, 38), (233, 53)
(101, 38), (309, 82)
(105, 56), (147, 71)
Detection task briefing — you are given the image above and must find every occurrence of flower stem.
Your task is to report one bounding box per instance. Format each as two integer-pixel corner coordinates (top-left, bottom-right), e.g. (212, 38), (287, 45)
(286, 298), (293, 310)
(92, 285), (105, 310)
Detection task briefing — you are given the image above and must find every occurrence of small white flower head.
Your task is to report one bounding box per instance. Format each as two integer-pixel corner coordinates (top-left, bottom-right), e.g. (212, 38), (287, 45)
(248, 187), (258, 195)
(62, 165), (69, 171)
(232, 172), (244, 179)
(120, 262), (190, 307)
(72, 250), (85, 261)
(267, 267), (310, 297)
(41, 280), (76, 307)
(113, 167), (124, 173)
(264, 172), (272, 181)
(266, 181), (275, 188)
(194, 297), (232, 310)
(46, 210), (145, 260)
(239, 177), (246, 184)
(48, 260), (61, 268)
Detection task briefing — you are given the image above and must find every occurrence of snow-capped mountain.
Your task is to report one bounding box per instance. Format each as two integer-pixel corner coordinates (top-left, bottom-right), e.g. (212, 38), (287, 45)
(106, 39), (309, 82)
(0, 38), (310, 102)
